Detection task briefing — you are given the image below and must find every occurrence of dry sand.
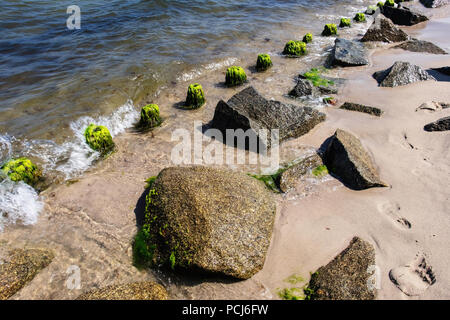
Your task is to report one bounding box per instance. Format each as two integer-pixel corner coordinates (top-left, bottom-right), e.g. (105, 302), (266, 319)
(0, 3), (449, 300)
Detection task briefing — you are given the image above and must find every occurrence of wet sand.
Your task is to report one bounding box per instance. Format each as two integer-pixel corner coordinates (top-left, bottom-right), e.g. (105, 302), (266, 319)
(1, 3), (450, 300)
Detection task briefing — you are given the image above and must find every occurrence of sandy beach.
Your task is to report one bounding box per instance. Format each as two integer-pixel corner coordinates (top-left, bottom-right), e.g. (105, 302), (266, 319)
(1, 1), (449, 300)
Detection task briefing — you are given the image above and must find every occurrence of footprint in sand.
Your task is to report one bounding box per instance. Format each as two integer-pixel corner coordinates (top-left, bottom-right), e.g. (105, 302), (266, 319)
(378, 201), (412, 229)
(389, 256), (436, 296)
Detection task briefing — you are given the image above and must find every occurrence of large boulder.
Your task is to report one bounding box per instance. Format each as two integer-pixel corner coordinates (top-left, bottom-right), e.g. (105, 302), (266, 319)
(394, 39), (447, 54)
(307, 237), (377, 300)
(323, 129), (387, 190)
(332, 38), (369, 67)
(77, 282), (168, 300)
(380, 5), (428, 26)
(210, 86), (325, 148)
(138, 166), (276, 279)
(424, 116), (450, 131)
(373, 61), (435, 87)
(361, 15), (409, 43)
(0, 248), (54, 300)
(420, 0), (449, 8)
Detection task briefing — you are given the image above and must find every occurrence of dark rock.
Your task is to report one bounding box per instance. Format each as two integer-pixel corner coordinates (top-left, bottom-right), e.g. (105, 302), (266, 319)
(431, 66), (450, 75)
(361, 15), (409, 43)
(289, 78), (317, 97)
(307, 237), (377, 300)
(291, 73), (346, 98)
(339, 102), (383, 117)
(144, 166), (276, 279)
(211, 86), (326, 148)
(77, 282), (168, 300)
(373, 61), (435, 87)
(323, 129), (387, 190)
(424, 116), (450, 131)
(278, 154), (324, 192)
(420, 0), (449, 8)
(381, 5), (428, 26)
(0, 248), (54, 300)
(394, 39), (447, 54)
(332, 38), (369, 67)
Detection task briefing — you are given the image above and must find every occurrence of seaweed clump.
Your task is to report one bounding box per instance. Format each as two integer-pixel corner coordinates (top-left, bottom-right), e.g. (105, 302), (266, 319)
(225, 66), (247, 87)
(384, 0), (395, 7)
(354, 13), (366, 22)
(138, 104), (162, 129)
(84, 124), (115, 155)
(256, 54), (273, 72)
(339, 18), (351, 28)
(302, 68), (334, 87)
(283, 40), (307, 56)
(185, 83), (206, 109)
(322, 24), (337, 36)
(302, 33), (313, 43)
(1, 158), (42, 187)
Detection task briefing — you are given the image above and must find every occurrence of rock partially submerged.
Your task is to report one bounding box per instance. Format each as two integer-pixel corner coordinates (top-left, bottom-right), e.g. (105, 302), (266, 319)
(416, 101), (450, 112)
(323, 129), (387, 190)
(394, 39), (447, 54)
(361, 15), (409, 43)
(307, 237), (377, 300)
(339, 102), (383, 117)
(1, 157), (42, 188)
(332, 38), (369, 67)
(211, 86), (326, 148)
(381, 5), (428, 26)
(290, 69), (346, 97)
(77, 282), (168, 300)
(278, 154), (324, 192)
(424, 116), (450, 131)
(420, 0), (449, 8)
(0, 248), (54, 300)
(137, 166), (276, 279)
(373, 61), (435, 87)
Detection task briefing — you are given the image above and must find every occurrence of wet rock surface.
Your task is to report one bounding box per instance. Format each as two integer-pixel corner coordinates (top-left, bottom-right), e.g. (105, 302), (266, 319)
(381, 5), (428, 26)
(323, 129), (387, 190)
(278, 153), (324, 192)
(307, 237), (377, 300)
(77, 281), (169, 300)
(332, 38), (369, 67)
(424, 116), (450, 131)
(339, 102), (383, 117)
(361, 15), (409, 43)
(211, 86), (326, 148)
(393, 39), (447, 54)
(373, 61), (435, 87)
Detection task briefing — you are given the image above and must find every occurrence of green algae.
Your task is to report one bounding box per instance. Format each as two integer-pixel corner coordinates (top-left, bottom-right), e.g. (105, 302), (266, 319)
(312, 165), (328, 178)
(302, 68), (334, 88)
(84, 124), (115, 155)
(354, 13), (366, 22)
(1, 157), (41, 187)
(283, 40), (307, 56)
(321, 24), (337, 36)
(225, 66), (247, 86)
(138, 104), (162, 129)
(377, 1), (384, 6)
(256, 54), (273, 71)
(185, 83), (206, 109)
(339, 18), (351, 28)
(302, 33), (313, 44)
(384, 0), (395, 6)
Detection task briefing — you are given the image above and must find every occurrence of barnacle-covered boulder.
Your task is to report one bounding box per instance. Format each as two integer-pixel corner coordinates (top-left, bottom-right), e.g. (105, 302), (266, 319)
(1, 157), (42, 187)
(283, 40), (307, 56)
(84, 124), (115, 155)
(322, 24), (337, 36)
(185, 83), (206, 109)
(138, 104), (162, 129)
(256, 54), (272, 71)
(225, 66), (247, 86)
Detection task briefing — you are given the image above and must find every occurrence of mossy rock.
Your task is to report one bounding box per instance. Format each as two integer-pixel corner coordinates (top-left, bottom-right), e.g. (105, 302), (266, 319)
(303, 33), (313, 43)
(283, 40), (307, 56)
(384, 0), (395, 6)
(77, 282), (168, 300)
(1, 157), (42, 187)
(138, 104), (162, 129)
(354, 13), (366, 22)
(377, 1), (384, 6)
(134, 166), (276, 279)
(84, 124), (115, 155)
(256, 54), (272, 72)
(339, 18), (351, 28)
(225, 66), (247, 87)
(322, 24), (337, 36)
(185, 83), (205, 109)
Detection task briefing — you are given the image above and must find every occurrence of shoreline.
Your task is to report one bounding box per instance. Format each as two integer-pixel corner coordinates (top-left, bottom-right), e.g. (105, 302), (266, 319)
(1, 1), (450, 300)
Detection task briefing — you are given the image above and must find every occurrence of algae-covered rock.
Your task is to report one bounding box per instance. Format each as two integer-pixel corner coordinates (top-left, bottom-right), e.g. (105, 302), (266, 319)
(84, 124), (115, 155)
(225, 66), (247, 87)
(373, 61), (435, 87)
(138, 104), (162, 129)
(77, 281), (168, 300)
(185, 83), (206, 109)
(361, 15), (409, 43)
(0, 248), (54, 300)
(377, 1), (385, 7)
(283, 40), (307, 56)
(339, 102), (383, 117)
(322, 24), (337, 36)
(290, 68), (346, 97)
(324, 129), (387, 190)
(256, 54), (272, 71)
(1, 158), (42, 187)
(136, 166), (276, 279)
(303, 33), (313, 43)
(385, 0), (395, 6)
(366, 5), (379, 15)
(306, 237), (377, 300)
(339, 18), (351, 28)
(354, 13), (366, 22)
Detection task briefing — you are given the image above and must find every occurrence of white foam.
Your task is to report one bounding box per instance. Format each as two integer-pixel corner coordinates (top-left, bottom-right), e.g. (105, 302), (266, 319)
(177, 57), (238, 82)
